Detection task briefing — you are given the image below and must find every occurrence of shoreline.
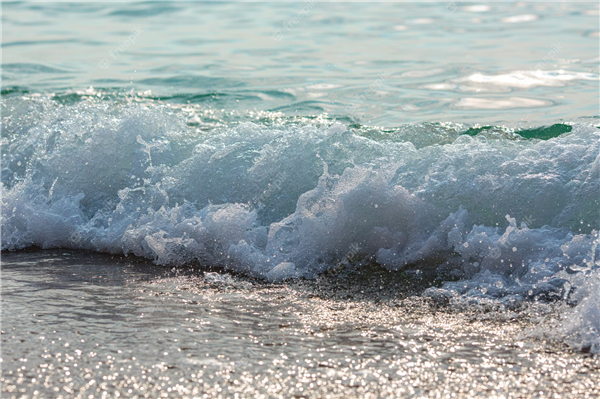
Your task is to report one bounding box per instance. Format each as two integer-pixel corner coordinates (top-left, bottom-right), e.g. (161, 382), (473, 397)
(2, 249), (599, 398)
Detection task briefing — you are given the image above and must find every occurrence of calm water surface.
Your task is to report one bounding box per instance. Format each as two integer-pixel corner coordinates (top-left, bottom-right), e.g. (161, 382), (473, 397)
(3, 1), (599, 125)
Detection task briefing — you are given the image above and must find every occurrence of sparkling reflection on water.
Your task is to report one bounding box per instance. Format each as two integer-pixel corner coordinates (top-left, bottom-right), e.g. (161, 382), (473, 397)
(2, 251), (599, 398)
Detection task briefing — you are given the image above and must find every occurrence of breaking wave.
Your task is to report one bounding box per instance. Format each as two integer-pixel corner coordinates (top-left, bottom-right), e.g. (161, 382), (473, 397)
(2, 95), (599, 351)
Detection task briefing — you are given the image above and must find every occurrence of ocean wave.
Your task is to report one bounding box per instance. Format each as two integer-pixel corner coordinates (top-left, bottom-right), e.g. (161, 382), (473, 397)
(2, 95), (599, 350)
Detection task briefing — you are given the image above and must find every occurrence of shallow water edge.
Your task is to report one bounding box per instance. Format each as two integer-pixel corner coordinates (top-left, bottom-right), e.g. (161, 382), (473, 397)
(2, 250), (599, 398)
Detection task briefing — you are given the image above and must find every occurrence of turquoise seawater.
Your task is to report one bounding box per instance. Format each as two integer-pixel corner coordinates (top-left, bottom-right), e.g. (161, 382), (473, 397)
(3, 1), (599, 125)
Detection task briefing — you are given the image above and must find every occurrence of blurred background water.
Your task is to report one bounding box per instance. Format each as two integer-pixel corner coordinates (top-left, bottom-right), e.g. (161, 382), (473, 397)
(3, 1), (599, 126)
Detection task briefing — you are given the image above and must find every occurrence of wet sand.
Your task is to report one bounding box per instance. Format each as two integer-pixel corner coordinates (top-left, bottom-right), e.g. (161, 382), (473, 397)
(2, 250), (599, 398)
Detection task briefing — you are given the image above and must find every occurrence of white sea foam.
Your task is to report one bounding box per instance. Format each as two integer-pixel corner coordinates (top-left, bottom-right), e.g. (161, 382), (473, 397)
(2, 97), (599, 351)
(559, 271), (600, 353)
